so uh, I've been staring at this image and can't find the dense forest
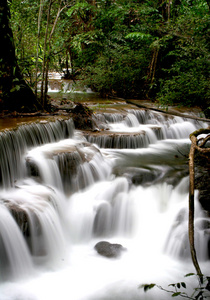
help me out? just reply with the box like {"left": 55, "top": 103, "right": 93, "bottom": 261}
{"left": 0, "top": 0, "right": 209, "bottom": 116}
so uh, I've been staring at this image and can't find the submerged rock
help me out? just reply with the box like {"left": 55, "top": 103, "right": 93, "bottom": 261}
{"left": 94, "top": 241, "right": 126, "bottom": 258}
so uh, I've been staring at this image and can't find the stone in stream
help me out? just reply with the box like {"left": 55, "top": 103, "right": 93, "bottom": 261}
{"left": 94, "top": 241, "right": 126, "bottom": 258}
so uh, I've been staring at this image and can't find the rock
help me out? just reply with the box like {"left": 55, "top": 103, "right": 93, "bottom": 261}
{"left": 130, "top": 168, "right": 158, "bottom": 185}
{"left": 5, "top": 202, "right": 30, "bottom": 237}
{"left": 194, "top": 154, "right": 210, "bottom": 215}
{"left": 70, "top": 103, "right": 97, "bottom": 130}
{"left": 94, "top": 241, "right": 126, "bottom": 258}
{"left": 26, "top": 159, "right": 40, "bottom": 178}
{"left": 26, "top": 141, "right": 100, "bottom": 194}
{"left": 113, "top": 166, "right": 161, "bottom": 186}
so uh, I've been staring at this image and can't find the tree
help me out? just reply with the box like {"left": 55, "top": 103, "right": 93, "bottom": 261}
{"left": 5, "top": 0, "right": 210, "bottom": 115}
{"left": 155, "top": 0, "right": 210, "bottom": 115}
{"left": 40, "top": 0, "right": 69, "bottom": 107}
{"left": 0, "top": 0, "right": 38, "bottom": 113}
{"left": 9, "top": 0, "right": 71, "bottom": 110}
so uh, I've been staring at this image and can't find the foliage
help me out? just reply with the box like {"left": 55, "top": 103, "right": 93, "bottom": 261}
{"left": 73, "top": 0, "right": 157, "bottom": 98}
{"left": 156, "top": 1, "right": 210, "bottom": 110}
{"left": 140, "top": 273, "right": 210, "bottom": 299}
{"left": 6, "top": 0, "right": 210, "bottom": 114}
{"left": 9, "top": 0, "right": 40, "bottom": 84}
{"left": 0, "top": 0, "right": 38, "bottom": 112}
{"left": 83, "top": 47, "right": 149, "bottom": 98}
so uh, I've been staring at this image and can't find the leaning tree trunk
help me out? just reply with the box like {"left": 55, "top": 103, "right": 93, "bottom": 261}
{"left": 0, "top": 0, "right": 37, "bottom": 113}
{"left": 40, "top": 0, "right": 67, "bottom": 108}
{"left": 35, "top": 0, "right": 44, "bottom": 99}
{"left": 189, "top": 127, "right": 210, "bottom": 282}
{"left": 40, "top": 0, "right": 52, "bottom": 108}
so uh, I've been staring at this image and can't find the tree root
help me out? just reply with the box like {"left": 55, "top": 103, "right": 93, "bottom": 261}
{"left": 189, "top": 127, "right": 210, "bottom": 282}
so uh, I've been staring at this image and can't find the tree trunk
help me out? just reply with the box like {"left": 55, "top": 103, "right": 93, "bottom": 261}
{"left": 40, "top": 0, "right": 66, "bottom": 108}
{"left": 35, "top": 0, "right": 44, "bottom": 99}
{"left": 40, "top": 0, "right": 52, "bottom": 108}
{"left": 158, "top": 0, "right": 168, "bottom": 21}
{"left": 0, "top": 0, "right": 37, "bottom": 113}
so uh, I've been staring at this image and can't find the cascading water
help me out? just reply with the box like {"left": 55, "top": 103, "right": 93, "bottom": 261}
{"left": 0, "top": 119, "right": 74, "bottom": 189}
{"left": 0, "top": 107, "right": 209, "bottom": 300}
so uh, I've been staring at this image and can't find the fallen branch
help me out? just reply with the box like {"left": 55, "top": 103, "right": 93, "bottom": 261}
{"left": 126, "top": 100, "right": 210, "bottom": 123}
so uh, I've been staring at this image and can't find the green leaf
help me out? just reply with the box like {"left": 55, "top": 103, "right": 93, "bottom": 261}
{"left": 185, "top": 273, "right": 195, "bottom": 277}
{"left": 181, "top": 282, "right": 186, "bottom": 288}
{"left": 169, "top": 284, "right": 176, "bottom": 287}
{"left": 66, "top": 2, "right": 93, "bottom": 17}
{"left": 172, "top": 292, "right": 181, "bottom": 297}
{"left": 139, "top": 283, "right": 156, "bottom": 292}
{"left": 10, "top": 85, "right": 20, "bottom": 92}
{"left": 125, "top": 32, "right": 153, "bottom": 43}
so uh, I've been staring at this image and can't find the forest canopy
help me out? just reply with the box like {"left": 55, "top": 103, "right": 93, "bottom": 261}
{"left": 0, "top": 0, "right": 210, "bottom": 116}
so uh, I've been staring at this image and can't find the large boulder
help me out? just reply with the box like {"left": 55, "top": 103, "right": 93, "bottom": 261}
{"left": 94, "top": 241, "right": 126, "bottom": 258}
{"left": 70, "top": 102, "right": 97, "bottom": 130}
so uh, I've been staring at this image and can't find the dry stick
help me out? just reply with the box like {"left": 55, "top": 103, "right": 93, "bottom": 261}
{"left": 188, "top": 128, "right": 210, "bottom": 283}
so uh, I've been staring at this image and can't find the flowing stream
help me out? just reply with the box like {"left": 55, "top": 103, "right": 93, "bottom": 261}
{"left": 0, "top": 103, "right": 209, "bottom": 300}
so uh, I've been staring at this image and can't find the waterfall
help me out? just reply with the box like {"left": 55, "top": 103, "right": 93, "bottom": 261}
{"left": 0, "top": 107, "right": 209, "bottom": 300}
{"left": 0, "top": 204, "right": 33, "bottom": 281}
{"left": 164, "top": 188, "right": 210, "bottom": 261}
{"left": 0, "top": 119, "right": 74, "bottom": 188}
{"left": 0, "top": 183, "right": 67, "bottom": 266}
{"left": 86, "top": 109, "right": 206, "bottom": 149}
{"left": 26, "top": 138, "right": 111, "bottom": 194}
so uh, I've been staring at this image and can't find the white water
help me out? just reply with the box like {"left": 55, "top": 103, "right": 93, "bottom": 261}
{"left": 0, "top": 109, "right": 209, "bottom": 300}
